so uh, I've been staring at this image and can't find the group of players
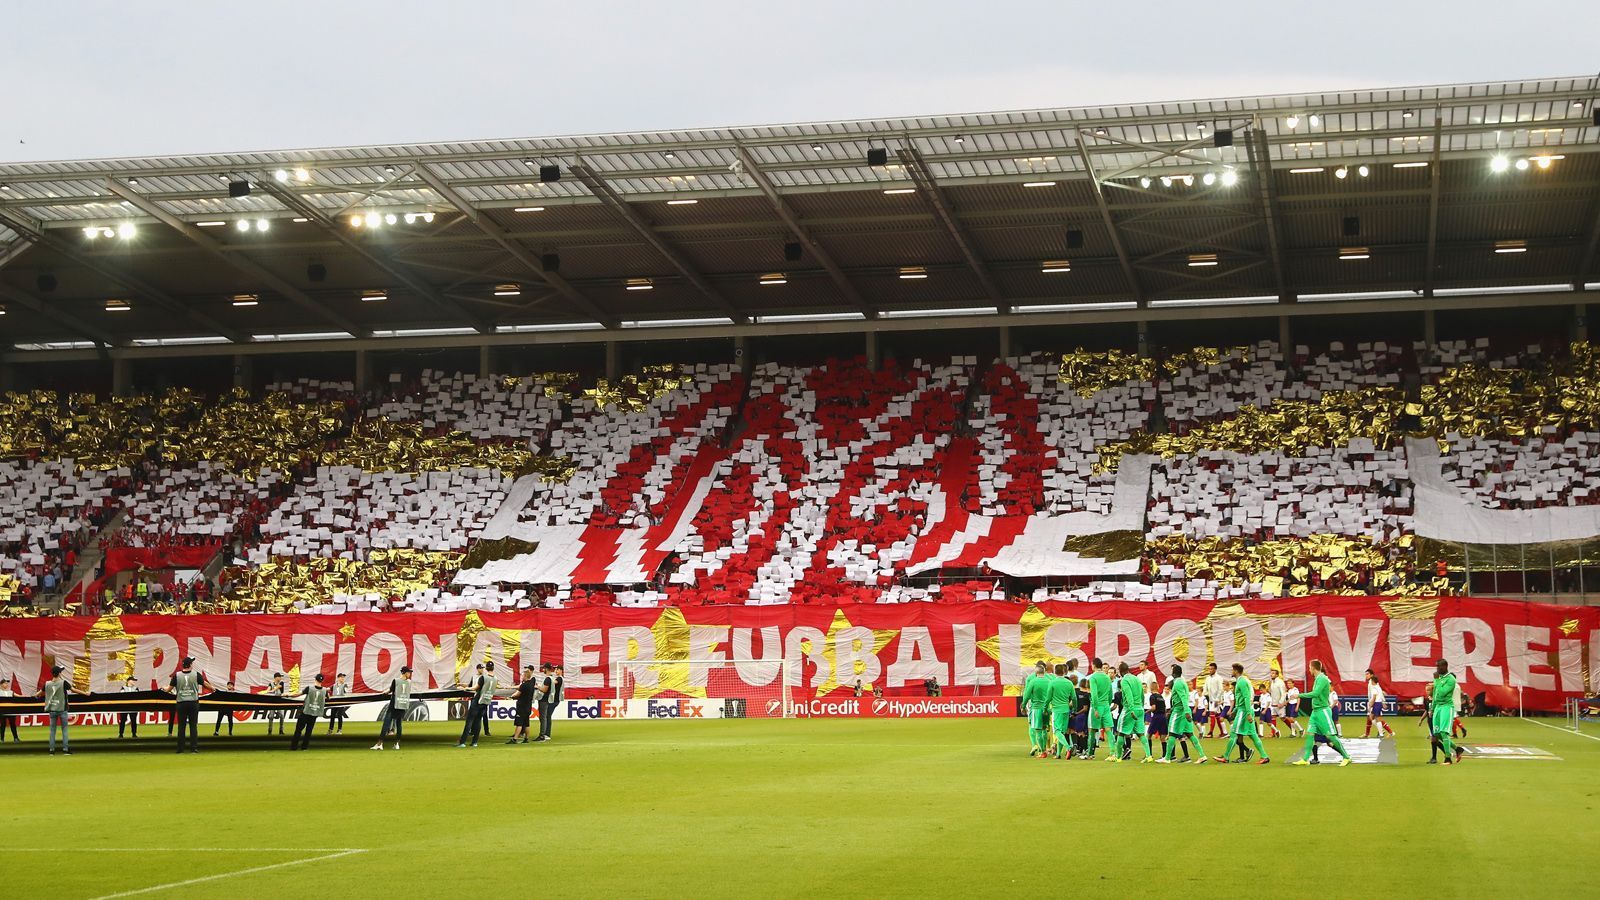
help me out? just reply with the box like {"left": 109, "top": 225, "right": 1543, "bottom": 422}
{"left": 1021, "top": 657, "right": 1468, "bottom": 766}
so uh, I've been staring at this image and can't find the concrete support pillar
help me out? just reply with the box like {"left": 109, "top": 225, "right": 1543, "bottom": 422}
{"left": 112, "top": 356, "right": 131, "bottom": 397}
{"left": 355, "top": 349, "right": 371, "bottom": 394}
{"left": 1423, "top": 309, "right": 1437, "bottom": 347}
{"left": 1135, "top": 321, "right": 1149, "bottom": 359}
{"left": 1278, "top": 315, "right": 1292, "bottom": 355}
{"left": 865, "top": 331, "right": 880, "bottom": 370}
{"left": 604, "top": 341, "right": 620, "bottom": 381}
{"left": 1575, "top": 304, "right": 1589, "bottom": 343}
{"left": 231, "top": 354, "right": 252, "bottom": 391}
{"left": 479, "top": 344, "right": 494, "bottom": 378}
{"left": 997, "top": 325, "right": 1012, "bottom": 362}
{"left": 733, "top": 336, "right": 751, "bottom": 378}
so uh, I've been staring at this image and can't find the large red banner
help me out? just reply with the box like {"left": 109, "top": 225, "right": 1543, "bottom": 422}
{"left": 103, "top": 543, "right": 221, "bottom": 575}
{"left": 2, "top": 597, "right": 1594, "bottom": 711}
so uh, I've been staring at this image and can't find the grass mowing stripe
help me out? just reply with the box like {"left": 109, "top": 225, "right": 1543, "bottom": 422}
{"left": 1520, "top": 716, "right": 1600, "bottom": 742}
{"left": 90, "top": 849, "right": 366, "bottom": 899}
{"left": 0, "top": 848, "right": 365, "bottom": 852}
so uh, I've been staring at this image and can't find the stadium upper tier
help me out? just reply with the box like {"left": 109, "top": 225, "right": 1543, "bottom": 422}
{"left": 0, "top": 76, "right": 1598, "bottom": 349}
{"left": 3, "top": 334, "right": 1599, "bottom": 616}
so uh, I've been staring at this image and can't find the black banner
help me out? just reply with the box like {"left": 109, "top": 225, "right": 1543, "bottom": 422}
{"left": 0, "top": 688, "right": 469, "bottom": 717}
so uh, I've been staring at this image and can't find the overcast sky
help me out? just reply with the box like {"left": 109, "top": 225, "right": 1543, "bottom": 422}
{"left": 3, "top": 1, "right": 1595, "bottom": 162}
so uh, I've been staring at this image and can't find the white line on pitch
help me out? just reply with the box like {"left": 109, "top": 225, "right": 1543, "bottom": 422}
{"left": 89, "top": 848, "right": 367, "bottom": 898}
{"left": 1520, "top": 717, "right": 1600, "bottom": 743}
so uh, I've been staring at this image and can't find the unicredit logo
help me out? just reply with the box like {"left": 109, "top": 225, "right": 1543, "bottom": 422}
{"left": 792, "top": 699, "right": 859, "bottom": 717}
{"left": 870, "top": 699, "right": 889, "bottom": 716}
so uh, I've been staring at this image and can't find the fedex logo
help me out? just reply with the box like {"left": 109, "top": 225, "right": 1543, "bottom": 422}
{"left": 566, "top": 699, "right": 628, "bottom": 719}
{"left": 646, "top": 699, "right": 705, "bottom": 719}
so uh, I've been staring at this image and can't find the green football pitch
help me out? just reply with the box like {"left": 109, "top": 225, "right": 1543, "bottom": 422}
{"left": 2, "top": 715, "right": 1596, "bottom": 899}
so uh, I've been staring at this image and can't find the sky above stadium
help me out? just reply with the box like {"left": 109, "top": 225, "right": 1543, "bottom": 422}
{"left": 2, "top": 0, "right": 1595, "bottom": 163}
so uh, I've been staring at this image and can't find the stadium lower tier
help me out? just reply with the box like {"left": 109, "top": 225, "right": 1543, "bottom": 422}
{"left": 1, "top": 596, "right": 1594, "bottom": 712}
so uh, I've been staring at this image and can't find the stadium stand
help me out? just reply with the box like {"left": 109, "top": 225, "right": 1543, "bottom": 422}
{"left": 1, "top": 77, "right": 1597, "bottom": 616}
{"left": 2, "top": 331, "right": 1597, "bottom": 617}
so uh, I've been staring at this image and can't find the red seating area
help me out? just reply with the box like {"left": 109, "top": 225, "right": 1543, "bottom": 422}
{"left": 589, "top": 374, "right": 746, "bottom": 527}
{"left": 966, "top": 364, "right": 1052, "bottom": 516}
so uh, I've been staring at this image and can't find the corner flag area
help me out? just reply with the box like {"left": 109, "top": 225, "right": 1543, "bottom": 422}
{"left": 3, "top": 716, "right": 1595, "bottom": 898}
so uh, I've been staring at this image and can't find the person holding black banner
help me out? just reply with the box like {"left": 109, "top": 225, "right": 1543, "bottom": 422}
{"left": 507, "top": 664, "right": 539, "bottom": 745}
{"left": 265, "top": 673, "right": 288, "bottom": 735}
{"left": 327, "top": 673, "right": 350, "bottom": 734}
{"left": 214, "top": 675, "right": 238, "bottom": 733}
{"left": 169, "top": 657, "right": 209, "bottom": 754}
{"left": 290, "top": 674, "right": 328, "bottom": 751}
{"left": 535, "top": 664, "right": 563, "bottom": 742}
{"left": 0, "top": 678, "right": 19, "bottom": 742}
{"left": 371, "top": 666, "right": 414, "bottom": 751}
{"left": 39, "top": 664, "right": 78, "bottom": 754}
{"left": 118, "top": 675, "right": 140, "bottom": 738}
{"left": 456, "top": 661, "right": 497, "bottom": 748}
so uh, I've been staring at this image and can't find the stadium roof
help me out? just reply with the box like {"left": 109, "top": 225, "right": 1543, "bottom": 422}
{"left": 1, "top": 75, "right": 1598, "bottom": 357}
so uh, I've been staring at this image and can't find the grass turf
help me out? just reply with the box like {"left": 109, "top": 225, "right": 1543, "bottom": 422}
{"left": 2, "top": 715, "right": 1596, "bottom": 899}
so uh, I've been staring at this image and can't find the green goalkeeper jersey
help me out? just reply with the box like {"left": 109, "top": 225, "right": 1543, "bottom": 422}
{"left": 1047, "top": 673, "right": 1077, "bottom": 711}
{"left": 1169, "top": 678, "right": 1192, "bottom": 719}
{"left": 1304, "top": 672, "right": 1334, "bottom": 711}
{"left": 1118, "top": 673, "right": 1143, "bottom": 712}
{"left": 1088, "top": 670, "right": 1113, "bottom": 707}
{"left": 1431, "top": 673, "right": 1458, "bottom": 708}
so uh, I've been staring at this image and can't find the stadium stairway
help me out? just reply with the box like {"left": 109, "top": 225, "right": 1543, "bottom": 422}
{"left": 59, "top": 508, "right": 127, "bottom": 603}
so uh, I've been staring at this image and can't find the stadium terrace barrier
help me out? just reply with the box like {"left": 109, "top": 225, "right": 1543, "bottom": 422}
{"left": 1, "top": 598, "right": 1594, "bottom": 712}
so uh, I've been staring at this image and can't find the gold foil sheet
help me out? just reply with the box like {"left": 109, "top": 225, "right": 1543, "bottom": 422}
{"left": 1056, "top": 345, "right": 1252, "bottom": 399}
{"left": 1094, "top": 341, "right": 1600, "bottom": 471}
{"left": 1061, "top": 530, "right": 1145, "bottom": 562}
{"left": 169, "top": 389, "right": 345, "bottom": 474}
{"left": 1057, "top": 349, "right": 1156, "bottom": 398}
{"left": 321, "top": 417, "right": 573, "bottom": 480}
{"left": 0, "top": 387, "right": 341, "bottom": 474}
{"left": 582, "top": 364, "right": 691, "bottom": 412}
{"left": 1096, "top": 388, "right": 1406, "bottom": 472}
{"left": 0, "top": 574, "right": 21, "bottom": 609}
{"left": 1144, "top": 533, "right": 1453, "bottom": 597}
{"left": 214, "top": 549, "right": 465, "bottom": 613}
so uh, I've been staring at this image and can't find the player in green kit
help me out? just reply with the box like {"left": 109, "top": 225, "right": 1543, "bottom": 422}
{"left": 1159, "top": 664, "right": 1206, "bottom": 764}
{"left": 1112, "top": 662, "right": 1154, "bottom": 763}
{"left": 1431, "top": 660, "right": 1463, "bottom": 765}
{"left": 1085, "top": 658, "right": 1114, "bottom": 759}
{"left": 1023, "top": 661, "right": 1050, "bottom": 757}
{"left": 1047, "top": 663, "right": 1077, "bottom": 759}
{"left": 1290, "top": 659, "right": 1350, "bottom": 766}
{"left": 1215, "top": 663, "right": 1269, "bottom": 764}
